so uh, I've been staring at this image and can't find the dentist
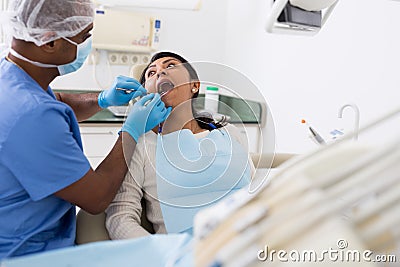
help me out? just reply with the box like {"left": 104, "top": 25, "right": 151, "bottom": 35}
{"left": 0, "top": 0, "right": 171, "bottom": 259}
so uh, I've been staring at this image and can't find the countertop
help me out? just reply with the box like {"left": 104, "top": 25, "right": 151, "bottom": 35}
{"left": 54, "top": 89, "right": 124, "bottom": 124}
{"left": 83, "top": 109, "right": 125, "bottom": 124}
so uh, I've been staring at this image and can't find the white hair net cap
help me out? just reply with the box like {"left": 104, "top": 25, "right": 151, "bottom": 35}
{"left": 2, "top": 0, "right": 94, "bottom": 46}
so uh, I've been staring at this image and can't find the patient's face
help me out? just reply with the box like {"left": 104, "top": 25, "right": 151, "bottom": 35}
{"left": 144, "top": 56, "right": 196, "bottom": 108}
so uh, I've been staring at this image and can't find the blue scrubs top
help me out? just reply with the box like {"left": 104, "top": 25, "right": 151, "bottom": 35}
{"left": 0, "top": 58, "right": 91, "bottom": 259}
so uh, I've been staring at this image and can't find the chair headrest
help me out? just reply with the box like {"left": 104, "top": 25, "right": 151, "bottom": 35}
{"left": 129, "top": 63, "right": 148, "bottom": 80}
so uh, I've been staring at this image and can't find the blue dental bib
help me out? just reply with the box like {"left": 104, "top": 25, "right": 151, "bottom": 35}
{"left": 156, "top": 128, "right": 250, "bottom": 234}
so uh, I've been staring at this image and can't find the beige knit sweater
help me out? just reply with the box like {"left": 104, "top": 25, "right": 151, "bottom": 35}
{"left": 105, "top": 124, "right": 255, "bottom": 240}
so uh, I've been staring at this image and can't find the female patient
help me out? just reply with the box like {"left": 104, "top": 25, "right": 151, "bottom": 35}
{"left": 106, "top": 52, "right": 254, "bottom": 239}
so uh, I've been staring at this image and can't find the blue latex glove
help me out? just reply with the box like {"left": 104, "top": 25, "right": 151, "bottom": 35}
{"left": 121, "top": 93, "right": 172, "bottom": 142}
{"left": 98, "top": 75, "right": 147, "bottom": 108}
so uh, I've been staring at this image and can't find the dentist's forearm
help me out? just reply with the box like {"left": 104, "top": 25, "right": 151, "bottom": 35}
{"left": 55, "top": 92, "right": 102, "bottom": 122}
{"left": 54, "top": 132, "right": 137, "bottom": 214}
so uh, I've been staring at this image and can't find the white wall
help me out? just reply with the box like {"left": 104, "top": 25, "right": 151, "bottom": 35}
{"left": 223, "top": 0, "right": 400, "bottom": 154}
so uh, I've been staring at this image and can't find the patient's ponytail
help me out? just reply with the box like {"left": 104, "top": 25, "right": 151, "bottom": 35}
{"left": 193, "top": 112, "right": 226, "bottom": 131}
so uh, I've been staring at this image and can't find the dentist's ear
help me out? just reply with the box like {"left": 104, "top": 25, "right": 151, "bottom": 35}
{"left": 41, "top": 39, "right": 63, "bottom": 54}
{"left": 41, "top": 41, "right": 56, "bottom": 52}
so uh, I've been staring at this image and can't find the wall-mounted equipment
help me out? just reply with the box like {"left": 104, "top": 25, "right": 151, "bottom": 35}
{"left": 92, "top": 8, "right": 160, "bottom": 52}
{"left": 94, "top": 0, "right": 202, "bottom": 10}
{"left": 265, "top": 0, "right": 338, "bottom": 36}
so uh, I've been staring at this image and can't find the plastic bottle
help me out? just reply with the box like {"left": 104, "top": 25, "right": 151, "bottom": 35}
{"left": 204, "top": 86, "right": 219, "bottom": 114}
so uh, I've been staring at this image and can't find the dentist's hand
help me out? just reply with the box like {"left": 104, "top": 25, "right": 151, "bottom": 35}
{"left": 98, "top": 75, "right": 147, "bottom": 108}
{"left": 121, "top": 93, "right": 172, "bottom": 142}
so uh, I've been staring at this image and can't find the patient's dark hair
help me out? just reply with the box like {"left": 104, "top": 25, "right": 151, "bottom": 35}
{"left": 140, "top": 51, "right": 224, "bottom": 131}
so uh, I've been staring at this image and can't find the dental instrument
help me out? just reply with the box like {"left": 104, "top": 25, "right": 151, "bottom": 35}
{"left": 159, "top": 91, "right": 169, "bottom": 98}
{"left": 301, "top": 119, "right": 326, "bottom": 145}
{"left": 116, "top": 87, "right": 134, "bottom": 94}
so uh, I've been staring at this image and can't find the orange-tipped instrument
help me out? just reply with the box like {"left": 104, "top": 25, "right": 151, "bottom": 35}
{"left": 301, "top": 119, "right": 326, "bottom": 145}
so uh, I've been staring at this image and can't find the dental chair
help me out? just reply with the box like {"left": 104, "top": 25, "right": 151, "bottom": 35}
{"left": 250, "top": 152, "right": 296, "bottom": 169}
{"left": 76, "top": 199, "right": 154, "bottom": 244}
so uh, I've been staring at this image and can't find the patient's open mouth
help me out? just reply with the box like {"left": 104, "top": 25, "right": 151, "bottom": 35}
{"left": 158, "top": 81, "right": 175, "bottom": 97}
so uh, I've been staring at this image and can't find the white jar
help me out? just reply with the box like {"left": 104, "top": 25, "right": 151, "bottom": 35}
{"left": 204, "top": 86, "right": 219, "bottom": 114}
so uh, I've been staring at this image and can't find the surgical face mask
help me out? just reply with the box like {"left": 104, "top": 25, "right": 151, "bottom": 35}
{"left": 58, "top": 37, "right": 92, "bottom": 75}
{"left": 9, "top": 36, "right": 92, "bottom": 76}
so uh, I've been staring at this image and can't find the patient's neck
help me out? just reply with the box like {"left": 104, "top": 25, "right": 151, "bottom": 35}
{"left": 160, "top": 105, "right": 204, "bottom": 135}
